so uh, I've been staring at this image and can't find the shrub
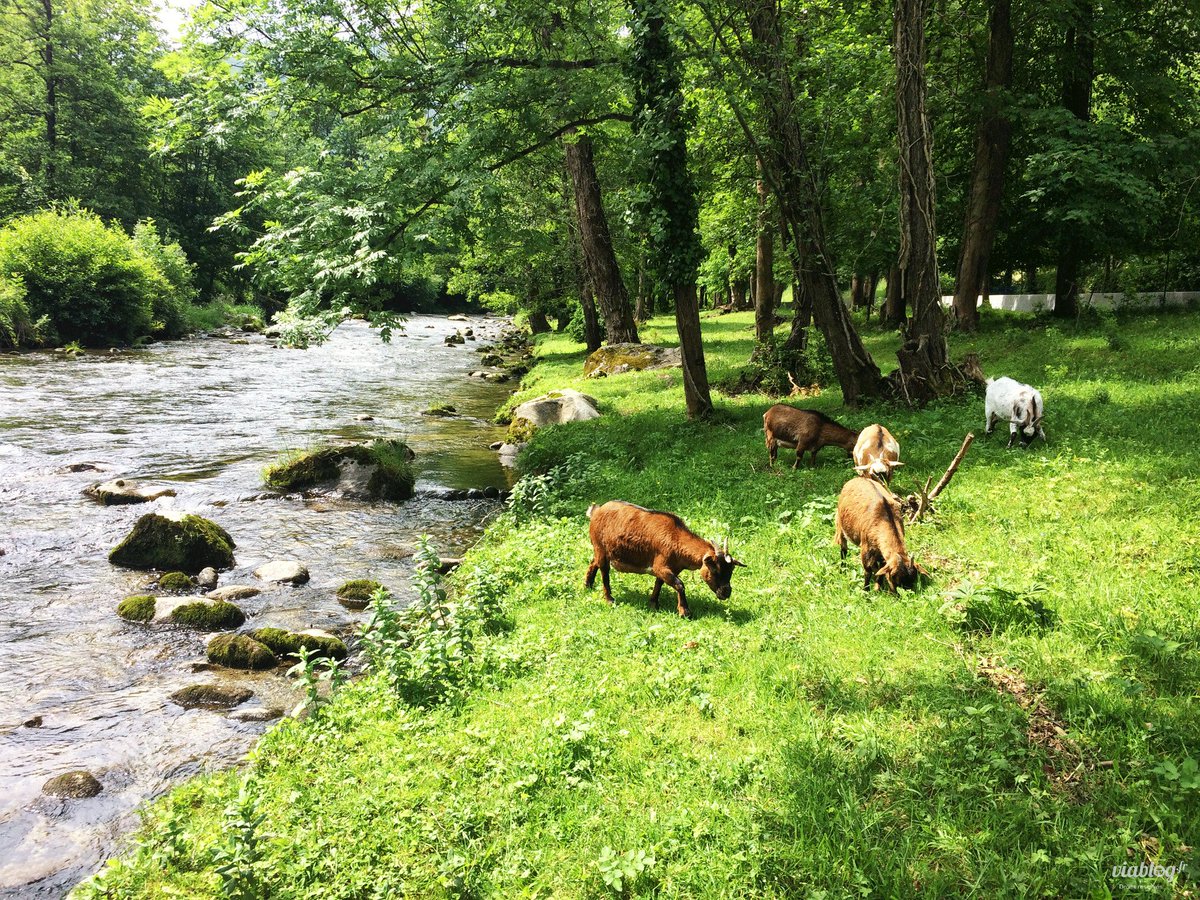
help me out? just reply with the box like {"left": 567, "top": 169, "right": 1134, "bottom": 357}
{"left": 0, "top": 209, "right": 173, "bottom": 346}
{"left": 132, "top": 220, "right": 197, "bottom": 339}
{"left": 0, "top": 276, "right": 44, "bottom": 348}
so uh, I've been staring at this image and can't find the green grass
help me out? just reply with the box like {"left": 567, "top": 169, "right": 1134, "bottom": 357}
{"left": 76, "top": 308, "right": 1200, "bottom": 898}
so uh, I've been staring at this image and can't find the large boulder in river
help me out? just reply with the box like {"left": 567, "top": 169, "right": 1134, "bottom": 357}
{"left": 583, "top": 343, "right": 681, "bottom": 378}
{"left": 169, "top": 683, "right": 253, "bottom": 710}
{"left": 511, "top": 389, "right": 600, "bottom": 429}
{"left": 109, "top": 513, "right": 235, "bottom": 573}
{"left": 84, "top": 478, "right": 177, "bottom": 506}
{"left": 263, "top": 439, "right": 415, "bottom": 501}
{"left": 249, "top": 627, "right": 347, "bottom": 661}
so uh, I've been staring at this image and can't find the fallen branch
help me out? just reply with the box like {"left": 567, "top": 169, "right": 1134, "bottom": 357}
{"left": 902, "top": 432, "right": 974, "bottom": 523}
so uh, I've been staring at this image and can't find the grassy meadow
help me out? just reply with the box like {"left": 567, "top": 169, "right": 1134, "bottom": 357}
{"left": 77, "top": 308, "right": 1200, "bottom": 898}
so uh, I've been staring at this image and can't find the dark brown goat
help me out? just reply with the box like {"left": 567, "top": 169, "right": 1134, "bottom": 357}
{"left": 585, "top": 501, "right": 745, "bottom": 617}
{"left": 764, "top": 406, "right": 859, "bottom": 469}
{"left": 833, "top": 477, "right": 927, "bottom": 591}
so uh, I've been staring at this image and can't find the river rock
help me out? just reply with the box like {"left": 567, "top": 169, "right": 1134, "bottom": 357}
{"left": 108, "top": 512, "right": 236, "bottom": 573}
{"left": 169, "top": 683, "right": 253, "bottom": 710}
{"left": 447, "top": 314, "right": 470, "bottom": 322}
{"left": 228, "top": 705, "right": 284, "bottom": 723}
{"left": 206, "top": 585, "right": 261, "bottom": 602}
{"left": 157, "top": 571, "right": 195, "bottom": 593}
{"left": 583, "top": 343, "right": 682, "bottom": 378}
{"left": 497, "top": 443, "right": 523, "bottom": 467}
{"left": 84, "top": 478, "right": 177, "bottom": 506}
{"left": 488, "top": 441, "right": 503, "bottom": 451}
{"left": 263, "top": 439, "right": 415, "bottom": 501}
{"left": 43, "top": 771, "right": 102, "bottom": 799}
{"left": 249, "top": 627, "right": 347, "bottom": 661}
{"left": 422, "top": 404, "right": 458, "bottom": 417}
{"left": 254, "top": 561, "right": 309, "bottom": 585}
{"left": 336, "top": 579, "right": 383, "bottom": 609}
{"left": 117, "top": 595, "right": 157, "bottom": 622}
{"left": 483, "top": 372, "right": 509, "bottom": 383}
{"left": 444, "top": 332, "right": 465, "bottom": 345}
{"left": 511, "top": 389, "right": 600, "bottom": 429}
{"left": 164, "top": 598, "right": 246, "bottom": 630}
{"left": 480, "top": 353, "right": 503, "bottom": 366}
{"left": 196, "top": 567, "right": 218, "bottom": 589}
{"left": 206, "top": 634, "right": 278, "bottom": 670}
{"left": 355, "top": 414, "right": 375, "bottom": 421}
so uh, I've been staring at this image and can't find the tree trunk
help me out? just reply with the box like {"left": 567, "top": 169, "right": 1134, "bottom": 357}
{"left": 672, "top": 282, "right": 712, "bottom": 417}
{"left": 39, "top": 0, "right": 57, "bottom": 196}
{"left": 528, "top": 309, "right": 551, "bottom": 334}
{"left": 883, "top": 262, "right": 905, "bottom": 328}
{"left": 952, "top": 0, "right": 1012, "bottom": 332}
{"left": 864, "top": 272, "right": 877, "bottom": 319}
{"left": 894, "top": 0, "right": 949, "bottom": 400}
{"left": 746, "top": 0, "right": 883, "bottom": 404}
{"left": 635, "top": 262, "right": 649, "bottom": 322}
{"left": 730, "top": 279, "right": 747, "bottom": 311}
{"left": 1053, "top": 2, "right": 1094, "bottom": 320}
{"left": 563, "top": 133, "right": 639, "bottom": 344}
{"left": 580, "top": 279, "right": 602, "bottom": 352}
{"left": 754, "top": 176, "right": 776, "bottom": 343}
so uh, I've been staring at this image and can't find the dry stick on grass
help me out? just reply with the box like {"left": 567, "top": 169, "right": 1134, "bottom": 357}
{"left": 904, "top": 432, "right": 975, "bottom": 522}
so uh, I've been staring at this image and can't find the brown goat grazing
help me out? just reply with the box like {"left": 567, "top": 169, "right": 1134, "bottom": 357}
{"left": 763, "top": 405, "right": 859, "bottom": 469}
{"left": 833, "top": 477, "right": 927, "bottom": 591}
{"left": 585, "top": 500, "right": 745, "bottom": 617}
{"left": 853, "top": 424, "right": 903, "bottom": 484}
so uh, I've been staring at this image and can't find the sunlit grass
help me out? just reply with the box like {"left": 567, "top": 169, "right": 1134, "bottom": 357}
{"left": 78, "top": 308, "right": 1200, "bottom": 899}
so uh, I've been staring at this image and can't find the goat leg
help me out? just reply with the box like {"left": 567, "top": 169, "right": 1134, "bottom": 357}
{"left": 599, "top": 564, "right": 614, "bottom": 605}
{"left": 649, "top": 578, "right": 663, "bottom": 611}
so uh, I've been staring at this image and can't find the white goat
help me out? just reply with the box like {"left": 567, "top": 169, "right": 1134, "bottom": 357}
{"left": 985, "top": 377, "right": 1046, "bottom": 448}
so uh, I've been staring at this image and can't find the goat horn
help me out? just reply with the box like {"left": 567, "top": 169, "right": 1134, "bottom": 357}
{"left": 888, "top": 461, "right": 905, "bottom": 467}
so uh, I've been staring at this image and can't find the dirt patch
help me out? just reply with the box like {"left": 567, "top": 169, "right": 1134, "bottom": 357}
{"left": 977, "top": 656, "right": 1107, "bottom": 793}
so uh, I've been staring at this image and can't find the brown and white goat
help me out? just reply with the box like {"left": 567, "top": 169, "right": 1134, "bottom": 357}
{"left": 833, "top": 477, "right": 927, "bottom": 591}
{"left": 763, "top": 406, "right": 859, "bottom": 469}
{"left": 853, "top": 424, "right": 903, "bottom": 484}
{"left": 585, "top": 501, "right": 745, "bottom": 617}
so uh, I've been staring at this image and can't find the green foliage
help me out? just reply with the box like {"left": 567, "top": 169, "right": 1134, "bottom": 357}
{"left": 597, "top": 846, "right": 656, "bottom": 895}
{"left": 209, "top": 777, "right": 269, "bottom": 900}
{"left": 287, "top": 646, "right": 347, "bottom": 717}
{"left": 156, "top": 571, "right": 194, "bottom": 593}
{"left": 170, "top": 600, "right": 246, "bottom": 631}
{"left": 940, "top": 580, "right": 1057, "bottom": 636}
{"left": 116, "top": 595, "right": 156, "bottom": 622}
{"left": 0, "top": 209, "right": 169, "bottom": 345}
{"left": 132, "top": 220, "right": 197, "bottom": 339}
{"left": 0, "top": 276, "right": 42, "bottom": 349}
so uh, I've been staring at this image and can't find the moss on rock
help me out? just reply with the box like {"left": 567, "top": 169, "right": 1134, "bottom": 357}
{"left": 506, "top": 418, "right": 537, "bottom": 445}
{"left": 262, "top": 439, "right": 415, "bottom": 501}
{"left": 335, "top": 579, "right": 383, "bottom": 610}
{"left": 249, "top": 627, "right": 348, "bottom": 661}
{"left": 109, "top": 513, "right": 236, "bottom": 573}
{"left": 117, "top": 595, "right": 156, "bottom": 622}
{"left": 168, "top": 683, "right": 253, "bottom": 710}
{"left": 170, "top": 600, "right": 246, "bottom": 631}
{"left": 422, "top": 404, "right": 457, "bottom": 417}
{"left": 207, "top": 634, "right": 277, "bottom": 670}
{"left": 157, "top": 571, "right": 194, "bottom": 593}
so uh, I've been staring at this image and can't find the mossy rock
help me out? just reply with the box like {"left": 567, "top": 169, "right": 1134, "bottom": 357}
{"left": 582, "top": 343, "right": 681, "bottom": 377}
{"left": 422, "top": 404, "right": 457, "bottom": 417}
{"left": 117, "top": 595, "right": 156, "bottom": 622}
{"left": 169, "top": 683, "right": 253, "bottom": 710}
{"left": 263, "top": 440, "right": 415, "bottom": 501}
{"left": 157, "top": 571, "right": 194, "bottom": 593}
{"left": 336, "top": 579, "right": 383, "bottom": 610}
{"left": 249, "top": 627, "right": 348, "bottom": 661}
{"left": 43, "top": 770, "right": 102, "bottom": 798}
{"left": 506, "top": 418, "right": 538, "bottom": 444}
{"left": 170, "top": 600, "right": 246, "bottom": 631}
{"left": 207, "top": 634, "right": 278, "bottom": 670}
{"left": 109, "top": 513, "right": 236, "bottom": 573}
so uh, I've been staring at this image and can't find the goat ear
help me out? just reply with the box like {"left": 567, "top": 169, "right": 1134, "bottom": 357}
{"left": 853, "top": 464, "right": 870, "bottom": 473}
{"left": 732, "top": 558, "right": 748, "bottom": 569}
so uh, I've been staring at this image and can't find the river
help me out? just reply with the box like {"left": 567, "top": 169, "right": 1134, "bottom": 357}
{"left": 0, "top": 315, "right": 517, "bottom": 897}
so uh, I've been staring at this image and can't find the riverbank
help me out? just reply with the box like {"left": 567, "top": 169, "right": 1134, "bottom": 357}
{"left": 74, "top": 308, "right": 1200, "bottom": 897}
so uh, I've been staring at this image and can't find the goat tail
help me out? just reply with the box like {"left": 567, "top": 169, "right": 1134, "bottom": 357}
{"left": 586, "top": 503, "right": 597, "bottom": 519}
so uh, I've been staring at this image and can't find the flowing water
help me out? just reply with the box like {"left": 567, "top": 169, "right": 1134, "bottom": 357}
{"left": 0, "top": 315, "right": 517, "bottom": 897}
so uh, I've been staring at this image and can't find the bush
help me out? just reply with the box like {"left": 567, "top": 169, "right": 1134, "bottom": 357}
{"left": 132, "top": 220, "right": 197, "bottom": 339}
{"left": 0, "top": 209, "right": 187, "bottom": 346}
{"left": 0, "top": 275, "right": 42, "bottom": 348}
